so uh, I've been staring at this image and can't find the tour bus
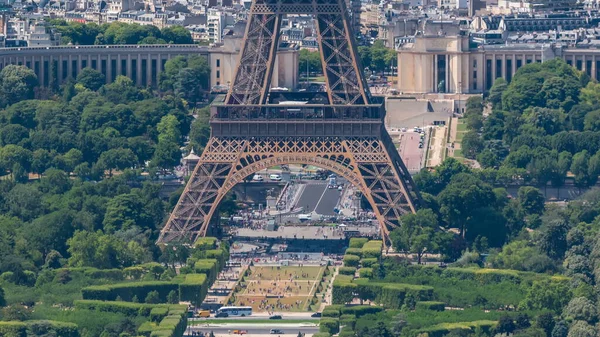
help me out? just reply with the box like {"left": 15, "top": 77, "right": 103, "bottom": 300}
{"left": 216, "top": 306, "right": 253, "bottom": 317}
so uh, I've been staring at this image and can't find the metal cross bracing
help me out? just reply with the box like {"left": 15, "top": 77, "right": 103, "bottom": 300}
{"left": 157, "top": 0, "right": 421, "bottom": 247}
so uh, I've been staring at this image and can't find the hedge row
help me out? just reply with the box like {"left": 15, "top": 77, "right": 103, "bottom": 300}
{"left": 415, "top": 301, "right": 445, "bottom": 311}
{"left": 194, "top": 237, "right": 218, "bottom": 250}
{"left": 82, "top": 281, "right": 179, "bottom": 302}
{"left": 179, "top": 274, "right": 208, "bottom": 306}
{"left": 339, "top": 267, "right": 357, "bottom": 276}
{"left": 358, "top": 268, "right": 373, "bottom": 279}
{"left": 339, "top": 314, "right": 356, "bottom": 330}
{"left": 345, "top": 248, "right": 362, "bottom": 257}
{"left": 192, "top": 247, "right": 228, "bottom": 271}
{"left": 74, "top": 300, "right": 187, "bottom": 317}
{"left": 348, "top": 238, "right": 369, "bottom": 249}
{"left": 343, "top": 255, "right": 360, "bottom": 267}
{"left": 319, "top": 318, "right": 340, "bottom": 334}
{"left": 321, "top": 305, "right": 383, "bottom": 318}
{"left": 0, "top": 321, "right": 78, "bottom": 337}
{"left": 360, "top": 258, "right": 378, "bottom": 268}
{"left": 193, "top": 259, "right": 218, "bottom": 284}
{"left": 418, "top": 320, "right": 496, "bottom": 337}
{"left": 332, "top": 278, "right": 434, "bottom": 309}
{"left": 361, "top": 241, "right": 382, "bottom": 259}
{"left": 138, "top": 307, "right": 188, "bottom": 337}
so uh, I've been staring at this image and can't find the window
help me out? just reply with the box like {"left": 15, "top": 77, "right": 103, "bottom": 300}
{"left": 216, "top": 59, "right": 220, "bottom": 67}
{"left": 216, "top": 70, "right": 220, "bottom": 79}
{"left": 473, "top": 60, "right": 477, "bottom": 68}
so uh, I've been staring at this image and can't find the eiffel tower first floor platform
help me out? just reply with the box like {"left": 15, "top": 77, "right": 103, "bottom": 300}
{"left": 157, "top": 133, "right": 420, "bottom": 246}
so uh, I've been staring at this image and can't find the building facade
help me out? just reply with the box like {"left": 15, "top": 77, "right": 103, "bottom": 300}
{"left": 397, "top": 33, "right": 600, "bottom": 94}
{"left": 0, "top": 44, "right": 299, "bottom": 90}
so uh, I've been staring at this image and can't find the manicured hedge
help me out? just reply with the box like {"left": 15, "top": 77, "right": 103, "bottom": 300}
{"left": 195, "top": 237, "right": 218, "bottom": 250}
{"left": 349, "top": 238, "right": 369, "bottom": 248}
{"left": 360, "top": 258, "right": 378, "bottom": 268}
{"left": 339, "top": 267, "right": 357, "bottom": 276}
{"left": 193, "top": 248, "right": 228, "bottom": 271}
{"left": 82, "top": 281, "right": 179, "bottom": 302}
{"left": 74, "top": 300, "right": 187, "bottom": 317}
{"left": 138, "top": 307, "right": 188, "bottom": 337}
{"left": 339, "top": 314, "right": 356, "bottom": 330}
{"left": 332, "top": 278, "right": 433, "bottom": 308}
{"left": 179, "top": 273, "right": 208, "bottom": 306}
{"left": 418, "top": 320, "right": 496, "bottom": 337}
{"left": 0, "top": 322, "right": 26, "bottom": 337}
{"left": 361, "top": 241, "right": 383, "bottom": 259}
{"left": 358, "top": 268, "right": 373, "bottom": 279}
{"left": 150, "top": 307, "right": 169, "bottom": 322}
{"left": 343, "top": 255, "right": 360, "bottom": 267}
{"left": 416, "top": 301, "right": 445, "bottom": 311}
{"left": 339, "top": 305, "right": 383, "bottom": 317}
{"left": 339, "top": 330, "right": 356, "bottom": 337}
{"left": 345, "top": 248, "right": 363, "bottom": 257}
{"left": 194, "top": 259, "right": 218, "bottom": 283}
{"left": 319, "top": 318, "right": 340, "bottom": 334}
{"left": 83, "top": 268, "right": 125, "bottom": 280}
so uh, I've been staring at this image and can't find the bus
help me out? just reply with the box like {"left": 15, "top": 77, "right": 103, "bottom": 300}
{"left": 217, "top": 306, "right": 253, "bottom": 317}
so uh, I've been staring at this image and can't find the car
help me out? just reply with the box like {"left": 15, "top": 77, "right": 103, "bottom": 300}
{"left": 311, "top": 312, "right": 322, "bottom": 318}
{"left": 269, "top": 174, "right": 282, "bottom": 181}
{"left": 419, "top": 144, "right": 423, "bottom": 149}
{"left": 252, "top": 174, "right": 263, "bottom": 181}
{"left": 270, "top": 329, "right": 284, "bottom": 334}
{"left": 269, "top": 315, "right": 283, "bottom": 320}
{"left": 233, "top": 330, "right": 247, "bottom": 335}
{"left": 215, "top": 312, "right": 229, "bottom": 318}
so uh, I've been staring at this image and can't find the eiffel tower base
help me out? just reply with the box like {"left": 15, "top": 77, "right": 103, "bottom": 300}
{"left": 157, "top": 135, "right": 417, "bottom": 247}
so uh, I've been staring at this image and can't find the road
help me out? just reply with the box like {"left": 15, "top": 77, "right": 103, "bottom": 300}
{"left": 314, "top": 188, "right": 341, "bottom": 216}
{"left": 188, "top": 325, "right": 319, "bottom": 335}
{"left": 397, "top": 131, "right": 425, "bottom": 174}
{"left": 295, "top": 182, "right": 343, "bottom": 217}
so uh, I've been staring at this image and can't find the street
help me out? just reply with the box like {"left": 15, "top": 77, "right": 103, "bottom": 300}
{"left": 188, "top": 325, "right": 319, "bottom": 336}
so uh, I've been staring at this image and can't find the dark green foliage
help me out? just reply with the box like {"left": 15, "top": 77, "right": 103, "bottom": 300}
{"left": 349, "top": 238, "right": 369, "bottom": 249}
{"left": 343, "top": 255, "right": 360, "bottom": 267}
{"left": 82, "top": 281, "right": 179, "bottom": 302}
{"left": 339, "top": 267, "right": 357, "bottom": 276}
{"left": 319, "top": 318, "right": 340, "bottom": 334}
{"left": 416, "top": 301, "right": 445, "bottom": 311}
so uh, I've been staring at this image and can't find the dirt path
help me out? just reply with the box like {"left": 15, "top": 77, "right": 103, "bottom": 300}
{"left": 318, "top": 267, "right": 338, "bottom": 311}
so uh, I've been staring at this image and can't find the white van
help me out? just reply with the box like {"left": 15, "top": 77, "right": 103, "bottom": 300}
{"left": 298, "top": 214, "right": 312, "bottom": 220}
{"left": 252, "top": 174, "right": 263, "bottom": 181}
{"left": 269, "top": 174, "right": 282, "bottom": 181}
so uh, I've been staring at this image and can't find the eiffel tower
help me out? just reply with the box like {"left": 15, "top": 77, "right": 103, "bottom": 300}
{"left": 157, "top": 0, "right": 421, "bottom": 246}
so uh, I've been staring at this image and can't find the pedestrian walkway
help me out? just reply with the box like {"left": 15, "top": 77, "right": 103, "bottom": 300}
{"left": 319, "top": 267, "right": 338, "bottom": 311}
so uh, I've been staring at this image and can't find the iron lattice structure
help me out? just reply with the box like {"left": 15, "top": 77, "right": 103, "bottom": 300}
{"left": 157, "top": 0, "right": 421, "bottom": 245}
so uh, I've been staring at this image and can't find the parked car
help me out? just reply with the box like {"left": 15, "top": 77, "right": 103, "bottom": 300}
{"left": 270, "top": 329, "right": 284, "bottom": 334}
{"left": 311, "top": 312, "right": 322, "bottom": 318}
{"left": 269, "top": 315, "right": 283, "bottom": 320}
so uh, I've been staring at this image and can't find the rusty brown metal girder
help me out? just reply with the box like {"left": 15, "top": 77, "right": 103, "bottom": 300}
{"left": 157, "top": 137, "right": 417, "bottom": 245}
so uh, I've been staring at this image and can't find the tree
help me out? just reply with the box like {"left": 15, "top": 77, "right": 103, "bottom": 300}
{"left": 299, "top": 49, "right": 322, "bottom": 76}
{"left": 566, "top": 321, "right": 594, "bottom": 337}
{"left": 76, "top": 67, "right": 106, "bottom": 91}
{"left": 103, "top": 193, "right": 148, "bottom": 232}
{"left": 571, "top": 151, "right": 591, "bottom": 188}
{"left": 174, "top": 63, "right": 210, "bottom": 105}
{"left": 167, "top": 290, "right": 178, "bottom": 304}
{"left": 563, "top": 297, "right": 597, "bottom": 323}
{"left": 151, "top": 140, "right": 181, "bottom": 170}
{"left": 96, "top": 148, "right": 138, "bottom": 177}
{"left": 0, "top": 287, "right": 5, "bottom": 307}
{"left": 536, "top": 312, "right": 555, "bottom": 337}
{"left": 390, "top": 209, "right": 439, "bottom": 264}
{"left": 538, "top": 219, "right": 569, "bottom": 260}
{"left": 551, "top": 321, "right": 568, "bottom": 337}
{"left": 1, "top": 304, "right": 32, "bottom": 321}
{"left": 161, "top": 25, "right": 193, "bottom": 44}
{"left": 145, "top": 290, "right": 160, "bottom": 304}
{"left": 461, "top": 131, "right": 483, "bottom": 159}
{"left": 495, "top": 315, "right": 516, "bottom": 335}
{"left": 518, "top": 186, "right": 545, "bottom": 215}
{"left": 0, "top": 145, "right": 32, "bottom": 178}
{"left": 0, "top": 65, "right": 38, "bottom": 106}
{"left": 488, "top": 78, "right": 507, "bottom": 109}
{"left": 520, "top": 279, "right": 571, "bottom": 313}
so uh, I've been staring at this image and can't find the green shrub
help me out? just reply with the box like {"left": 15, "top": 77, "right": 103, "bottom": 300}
{"left": 27, "top": 321, "right": 78, "bottom": 337}
{"left": 339, "top": 314, "right": 357, "bottom": 330}
{"left": 83, "top": 268, "right": 124, "bottom": 280}
{"left": 360, "top": 258, "right": 378, "bottom": 268}
{"left": 178, "top": 273, "right": 207, "bottom": 306}
{"left": 418, "top": 320, "right": 496, "bottom": 337}
{"left": 194, "top": 237, "right": 217, "bottom": 250}
{"left": 150, "top": 307, "right": 169, "bottom": 322}
{"left": 0, "top": 321, "right": 26, "bottom": 337}
{"left": 358, "top": 268, "right": 373, "bottom": 279}
{"left": 345, "top": 248, "right": 362, "bottom": 257}
{"left": 343, "top": 255, "right": 360, "bottom": 267}
{"left": 74, "top": 300, "right": 186, "bottom": 317}
{"left": 82, "top": 282, "right": 178, "bottom": 302}
{"left": 322, "top": 305, "right": 343, "bottom": 317}
{"left": 332, "top": 278, "right": 434, "bottom": 308}
{"left": 194, "top": 259, "right": 218, "bottom": 283}
{"left": 339, "top": 267, "right": 357, "bottom": 276}
{"left": 416, "top": 301, "right": 446, "bottom": 311}
{"left": 138, "top": 321, "right": 156, "bottom": 337}
{"left": 340, "top": 305, "right": 383, "bottom": 317}
{"left": 313, "top": 333, "right": 331, "bottom": 337}
{"left": 361, "top": 241, "right": 383, "bottom": 259}
{"left": 338, "top": 330, "right": 355, "bottom": 337}
{"left": 349, "top": 238, "right": 369, "bottom": 248}
{"left": 320, "top": 318, "right": 340, "bottom": 334}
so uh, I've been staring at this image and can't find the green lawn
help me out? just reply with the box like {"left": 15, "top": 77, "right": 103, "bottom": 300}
{"left": 454, "top": 149, "right": 464, "bottom": 158}
{"left": 455, "top": 132, "right": 465, "bottom": 142}
{"left": 457, "top": 121, "right": 468, "bottom": 132}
